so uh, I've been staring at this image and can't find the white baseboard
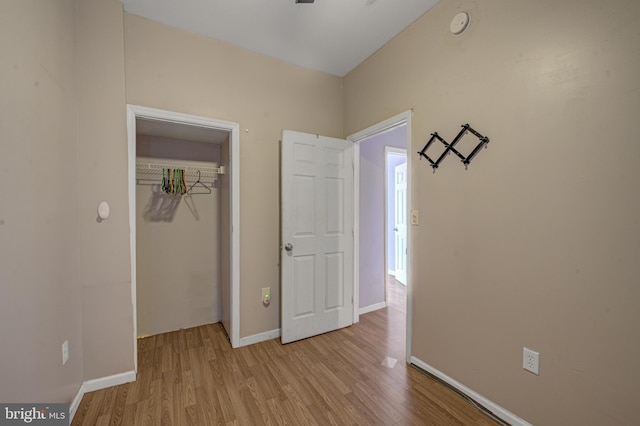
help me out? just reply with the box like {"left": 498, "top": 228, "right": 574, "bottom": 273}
{"left": 239, "top": 328, "right": 281, "bottom": 347}
{"left": 83, "top": 370, "right": 136, "bottom": 393}
{"left": 359, "top": 301, "right": 387, "bottom": 315}
{"left": 70, "top": 385, "right": 86, "bottom": 422}
{"left": 410, "top": 356, "right": 531, "bottom": 426}
{"left": 70, "top": 370, "right": 136, "bottom": 421}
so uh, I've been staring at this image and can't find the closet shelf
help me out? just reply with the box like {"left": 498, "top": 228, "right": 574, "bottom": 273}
{"left": 136, "top": 158, "right": 224, "bottom": 186}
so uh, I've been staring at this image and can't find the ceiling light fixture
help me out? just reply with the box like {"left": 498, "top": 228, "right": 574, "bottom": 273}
{"left": 295, "top": 0, "right": 315, "bottom": 3}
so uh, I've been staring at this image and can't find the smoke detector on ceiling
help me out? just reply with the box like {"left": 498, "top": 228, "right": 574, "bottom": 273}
{"left": 450, "top": 12, "right": 470, "bottom": 35}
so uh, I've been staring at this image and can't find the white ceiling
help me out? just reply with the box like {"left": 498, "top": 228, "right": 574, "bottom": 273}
{"left": 122, "top": 0, "right": 441, "bottom": 77}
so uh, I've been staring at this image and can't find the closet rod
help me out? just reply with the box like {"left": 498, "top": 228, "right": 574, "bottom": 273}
{"left": 135, "top": 159, "right": 224, "bottom": 186}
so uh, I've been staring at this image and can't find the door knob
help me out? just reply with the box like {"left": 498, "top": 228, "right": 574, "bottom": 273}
{"left": 394, "top": 227, "right": 398, "bottom": 231}
{"left": 284, "top": 243, "right": 293, "bottom": 252}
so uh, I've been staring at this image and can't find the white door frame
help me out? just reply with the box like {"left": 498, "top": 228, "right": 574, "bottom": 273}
{"left": 348, "top": 110, "right": 413, "bottom": 362}
{"left": 126, "top": 105, "right": 241, "bottom": 372}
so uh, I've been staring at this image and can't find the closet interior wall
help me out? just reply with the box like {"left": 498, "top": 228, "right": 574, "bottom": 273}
{"left": 136, "top": 133, "right": 223, "bottom": 337}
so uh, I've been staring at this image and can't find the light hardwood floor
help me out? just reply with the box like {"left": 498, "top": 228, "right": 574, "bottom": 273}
{"left": 72, "top": 277, "right": 498, "bottom": 425}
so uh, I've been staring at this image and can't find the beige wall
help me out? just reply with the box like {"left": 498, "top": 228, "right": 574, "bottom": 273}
{"left": 124, "top": 14, "right": 344, "bottom": 337}
{"left": 0, "top": 0, "right": 83, "bottom": 403}
{"left": 77, "top": 0, "right": 133, "bottom": 380}
{"left": 344, "top": 0, "right": 640, "bottom": 424}
{"left": 7, "top": 2, "right": 638, "bottom": 422}
{"left": 1, "top": 0, "right": 133, "bottom": 402}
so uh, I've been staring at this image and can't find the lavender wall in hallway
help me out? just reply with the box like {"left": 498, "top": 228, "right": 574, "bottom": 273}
{"left": 359, "top": 125, "right": 406, "bottom": 309}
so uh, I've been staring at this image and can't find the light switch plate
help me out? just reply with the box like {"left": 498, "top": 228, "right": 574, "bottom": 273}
{"left": 411, "top": 210, "right": 419, "bottom": 225}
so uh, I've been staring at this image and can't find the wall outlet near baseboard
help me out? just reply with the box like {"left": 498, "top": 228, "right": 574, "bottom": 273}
{"left": 262, "top": 287, "right": 271, "bottom": 305}
{"left": 523, "top": 347, "right": 539, "bottom": 375}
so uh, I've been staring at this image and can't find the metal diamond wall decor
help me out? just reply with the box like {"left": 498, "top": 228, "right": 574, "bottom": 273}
{"left": 417, "top": 123, "right": 490, "bottom": 171}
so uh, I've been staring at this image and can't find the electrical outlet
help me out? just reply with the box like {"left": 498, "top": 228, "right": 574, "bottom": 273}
{"left": 262, "top": 287, "right": 271, "bottom": 305}
{"left": 523, "top": 347, "right": 539, "bottom": 375}
{"left": 62, "top": 340, "right": 69, "bottom": 366}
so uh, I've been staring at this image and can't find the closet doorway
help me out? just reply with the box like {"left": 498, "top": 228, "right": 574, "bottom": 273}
{"left": 126, "top": 105, "right": 240, "bottom": 373}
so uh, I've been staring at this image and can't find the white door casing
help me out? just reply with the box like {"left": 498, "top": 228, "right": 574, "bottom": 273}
{"left": 281, "top": 130, "right": 354, "bottom": 344}
{"left": 126, "top": 105, "right": 241, "bottom": 369}
{"left": 394, "top": 161, "right": 407, "bottom": 285}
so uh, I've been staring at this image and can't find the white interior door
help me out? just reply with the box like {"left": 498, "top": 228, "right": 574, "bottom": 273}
{"left": 281, "top": 130, "right": 354, "bottom": 344}
{"left": 394, "top": 162, "right": 407, "bottom": 285}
